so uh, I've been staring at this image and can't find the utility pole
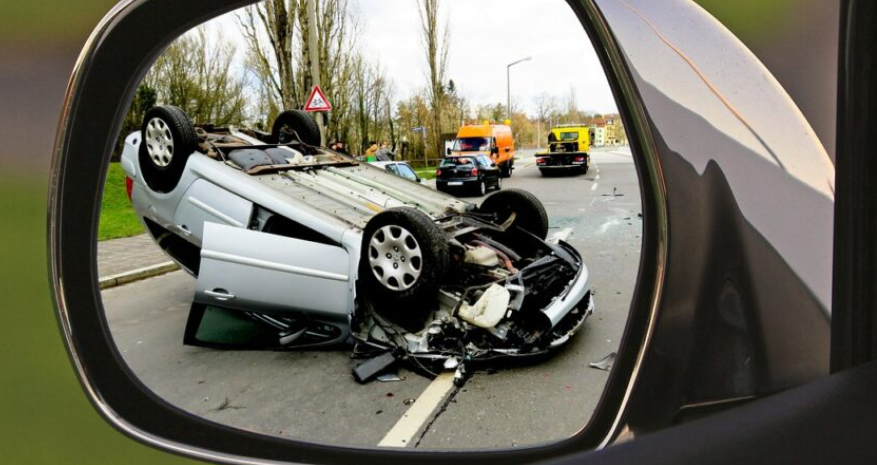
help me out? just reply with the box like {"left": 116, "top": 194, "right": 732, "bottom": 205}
{"left": 307, "top": 0, "right": 326, "bottom": 145}
{"left": 506, "top": 56, "right": 532, "bottom": 121}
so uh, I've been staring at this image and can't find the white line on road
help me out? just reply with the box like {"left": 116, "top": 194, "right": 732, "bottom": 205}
{"left": 378, "top": 372, "right": 456, "bottom": 448}
{"left": 550, "top": 227, "right": 574, "bottom": 244}
{"left": 591, "top": 183, "right": 598, "bottom": 191}
{"left": 595, "top": 175, "right": 601, "bottom": 180}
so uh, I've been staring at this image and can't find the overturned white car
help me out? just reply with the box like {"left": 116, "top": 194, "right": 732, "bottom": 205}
{"left": 121, "top": 105, "right": 594, "bottom": 382}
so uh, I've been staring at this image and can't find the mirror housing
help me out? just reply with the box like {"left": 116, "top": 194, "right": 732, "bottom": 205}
{"left": 48, "top": 0, "right": 835, "bottom": 463}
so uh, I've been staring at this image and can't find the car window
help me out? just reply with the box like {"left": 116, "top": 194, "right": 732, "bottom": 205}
{"left": 441, "top": 157, "right": 476, "bottom": 167}
{"left": 452, "top": 137, "right": 490, "bottom": 152}
{"left": 561, "top": 131, "right": 579, "bottom": 141}
{"left": 476, "top": 156, "right": 490, "bottom": 167}
{"left": 385, "top": 164, "right": 399, "bottom": 174}
{"left": 397, "top": 164, "right": 418, "bottom": 181}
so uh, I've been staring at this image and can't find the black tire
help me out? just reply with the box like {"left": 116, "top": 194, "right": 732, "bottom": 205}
{"left": 359, "top": 207, "right": 449, "bottom": 324}
{"left": 272, "top": 110, "right": 321, "bottom": 146}
{"left": 580, "top": 165, "right": 590, "bottom": 175}
{"left": 495, "top": 176, "right": 503, "bottom": 191}
{"left": 480, "top": 188, "right": 550, "bottom": 240}
{"left": 500, "top": 161, "right": 513, "bottom": 178}
{"left": 474, "top": 180, "right": 487, "bottom": 197}
{"left": 139, "top": 105, "right": 198, "bottom": 193}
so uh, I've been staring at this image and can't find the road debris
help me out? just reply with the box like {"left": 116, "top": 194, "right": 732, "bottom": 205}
{"left": 590, "top": 352, "right": 617, "bottom": 371}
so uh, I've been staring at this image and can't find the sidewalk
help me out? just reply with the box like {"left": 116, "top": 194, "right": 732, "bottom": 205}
{"left": 97, "top": 234, "right": 172, "bottom": 278}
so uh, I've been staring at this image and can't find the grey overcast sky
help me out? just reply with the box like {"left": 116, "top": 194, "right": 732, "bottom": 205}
{"left": 211, "top": 0, "right": 618, "bottom": 116}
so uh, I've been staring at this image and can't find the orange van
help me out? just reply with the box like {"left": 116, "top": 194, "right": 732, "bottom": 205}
{"left": 448, "top": 121, "right": 516, "bottom": 177}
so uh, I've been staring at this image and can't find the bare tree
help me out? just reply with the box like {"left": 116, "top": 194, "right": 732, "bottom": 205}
{"left": 534, "top": 92, "right": 557, "bottom": 148}
{"left": 239, "top": 0, "right": 299, "bottom": 117}
{"left": 145, "top": 27, "right": 247, "bottom": 126}
{"left": 418, "top": 0, "right": 450, "bottom": 158}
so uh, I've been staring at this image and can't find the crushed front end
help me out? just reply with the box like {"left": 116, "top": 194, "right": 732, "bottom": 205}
{"left": 352, "top": 217, "right": 594, "bottom": 384}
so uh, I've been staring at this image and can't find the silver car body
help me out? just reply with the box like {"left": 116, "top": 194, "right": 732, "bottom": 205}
{"left": 120, "top": 128, "right": 592, "bottom": 348}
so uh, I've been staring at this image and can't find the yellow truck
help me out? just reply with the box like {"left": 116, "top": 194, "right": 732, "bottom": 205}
{"left": 536, "top": 124, "right": 591, "bottom": 175}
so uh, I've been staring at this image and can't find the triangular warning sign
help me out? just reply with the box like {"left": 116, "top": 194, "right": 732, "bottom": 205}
{"left": 304, "top": 85, "right": 332, "bottom": 112}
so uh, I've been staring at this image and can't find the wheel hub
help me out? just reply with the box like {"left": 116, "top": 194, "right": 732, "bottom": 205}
{"left": 368, "top": 225, "right": 423, "bottom": 291}
{"left": 145, "top": 117, "right": 174, "bottom": 167}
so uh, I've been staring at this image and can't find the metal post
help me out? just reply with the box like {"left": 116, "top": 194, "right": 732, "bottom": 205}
{"left": 307, "top": 0, "right": 326, "bottom": 146}
{"left": 506, "top": 56, "right": 532, "bottom": 121}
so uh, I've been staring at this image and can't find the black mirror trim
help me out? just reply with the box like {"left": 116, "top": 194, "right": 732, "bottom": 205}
{"left": 47, "top": 0, "right": 668, "bottom": 463}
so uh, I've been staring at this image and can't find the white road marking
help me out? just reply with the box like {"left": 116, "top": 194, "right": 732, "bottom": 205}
{"left": 595, "top": 175, "right": 601, "bottom": 180}
{"left": 549, "top": 227, "right": 573, "bottom": 244}
{"left": 378, "top": 372, "right": 456, "bottom": 448}
{"left": 591, "top": 183, "right": 598, "bottom": 191}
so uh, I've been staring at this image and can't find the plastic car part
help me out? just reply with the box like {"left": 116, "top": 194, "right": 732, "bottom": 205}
{"left": 271, "top": 109, "right": 321, "bottom": 146}
{"left": 138, "top": 105, "right": 198, "bottom": 193}
{"left": 458, "top": 284, "right": 511, "bottom": 329}
{"left": 352, "top": 351, "right": 399, "bottom": 384}
{"left": 479, "top": 189, "right": 550, "bottom": 240}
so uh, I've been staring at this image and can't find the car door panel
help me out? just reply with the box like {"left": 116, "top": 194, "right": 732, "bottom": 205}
{"left": 173, "top": 179, "right": 253, "bottom": 243}
{"left": 195, "top": 222, "right": 352, "bottom": 321}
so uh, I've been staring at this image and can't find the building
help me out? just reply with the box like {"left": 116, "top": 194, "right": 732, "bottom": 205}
{"left": 589, "top": 126, "right": 606, "bottom": 147}
{"left": 589, "top": 116, "right": 627, "bottom": 147}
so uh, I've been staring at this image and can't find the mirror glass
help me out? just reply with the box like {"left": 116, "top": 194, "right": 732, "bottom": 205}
{"left": 98, "top": 0, "right": 642, "bottom": 450}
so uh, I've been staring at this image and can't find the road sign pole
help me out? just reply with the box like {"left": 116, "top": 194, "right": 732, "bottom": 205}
{"left": 307, "top": 0, "right": 326, "bottom": 146}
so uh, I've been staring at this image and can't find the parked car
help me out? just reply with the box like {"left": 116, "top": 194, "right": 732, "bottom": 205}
{"left": 121, "top": 105, "right": 593, "bottom": 374}
{"left": 369, "top": 160, "right": 422, "bottom": 183}
{"left": 435, "top": 155, "right": 502, "bottom": 196}
{"left": 448, "top": 121, "right": 516, "bottom": 177}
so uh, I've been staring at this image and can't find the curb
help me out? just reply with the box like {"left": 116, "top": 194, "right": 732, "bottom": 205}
{"left": 99, "top": 261, "right": 180, "bottom": 290}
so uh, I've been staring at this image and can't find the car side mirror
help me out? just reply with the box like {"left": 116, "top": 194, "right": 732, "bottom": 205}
{"left": 47, "top": 0, "right": 835, "bottom": 464}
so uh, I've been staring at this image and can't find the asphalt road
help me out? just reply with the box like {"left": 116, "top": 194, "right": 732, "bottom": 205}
{"left": 101, "top": 146, "right": 642, "bottom": 450}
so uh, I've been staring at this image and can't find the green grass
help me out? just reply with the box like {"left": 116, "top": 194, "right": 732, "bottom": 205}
{"left": 415, "top": 167, "right": 438, "bottom": 180}
{"left": 99, "top": 163, "right": 144, "bottom": 241}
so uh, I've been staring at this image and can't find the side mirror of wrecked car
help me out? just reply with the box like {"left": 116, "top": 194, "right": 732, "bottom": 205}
{"left": 47, "top": 0, "right": 834, "bottom": 464}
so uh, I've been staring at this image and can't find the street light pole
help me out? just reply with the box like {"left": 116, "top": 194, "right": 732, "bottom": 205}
{"left": 506, "top": 56, "right": 532, "bottom": 121}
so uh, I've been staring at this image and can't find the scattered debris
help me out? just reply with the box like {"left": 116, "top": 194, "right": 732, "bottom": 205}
{"left": 590, "top": 352, "right": 617, "bottom": 371}
{"left": 353, "top": 351, "right": 398, "bottom": 384}
{"left": 216, "top": 397, "right": 246, "bottom": 411}
{"left": 376, "top": 373, "right": 404, "bottom": 383}
{"left": 403, "top": 398, "right": 416, "bottom": 406}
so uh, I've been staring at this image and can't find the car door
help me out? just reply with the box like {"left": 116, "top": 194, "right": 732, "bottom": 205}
{"left": 194, "top": 222, "right": 353, "bottom": 321}
{"left": 395, "top": 163, "right": 420, "bottom": 183}
{"left": 478, "top": 155, "right": 498, "bottom": 185}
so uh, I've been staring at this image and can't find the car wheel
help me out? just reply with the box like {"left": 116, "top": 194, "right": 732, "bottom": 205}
{"left": 581, "top": 165, "right": 590, "bottom": 175}
{"left": 272, "top": 110, "right": 321, "bottom": 146}
{"left": 480, "top": 188, "right": 550, "bottom": 239}
{"left": 478, "top": 180, "right": 487, "bottom": 196}
{"left": 360, "top": 207, "right": 449, "bottom": 324}
{"left": 501, "top": 162, "right": 512, "bottom": 178}
{"left": 138, "top": 105, "right": 198, "bottom": 193}
{"left": 495, "top": 176, "right": 503, "bottom": 191}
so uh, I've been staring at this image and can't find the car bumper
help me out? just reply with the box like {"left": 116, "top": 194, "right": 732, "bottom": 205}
{"left": 537, "top": 152, "right": 590, "bottom": 168}
{"left": 436, "top": 178, "right": 479, "bottom": 189}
